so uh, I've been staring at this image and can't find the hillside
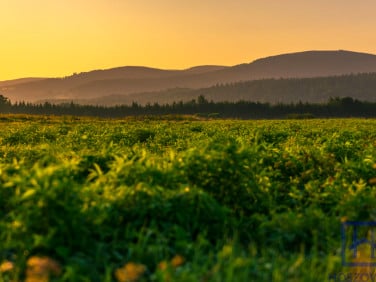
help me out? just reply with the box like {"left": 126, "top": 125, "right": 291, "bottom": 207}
{"left": 2, "top": 50, "right": 376, "bottom": 104}
{"left": 0, "top": 77, "right": 46, "bottom": 87}
{"left": 38, "top": 73, "right": 375, "bottom": 106}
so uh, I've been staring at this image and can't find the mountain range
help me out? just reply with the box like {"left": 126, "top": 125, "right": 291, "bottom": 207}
{"left": 2, "top": 50, "right": 376, "bottom": 105}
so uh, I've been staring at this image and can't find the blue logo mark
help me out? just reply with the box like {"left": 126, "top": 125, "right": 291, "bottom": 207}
{"left": 341, "top": 221, "right": 376, "bottom": 267}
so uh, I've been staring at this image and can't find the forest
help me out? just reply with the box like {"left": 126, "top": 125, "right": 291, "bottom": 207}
{"left": 0, "top": 94, "right": 375, "bottom": 119}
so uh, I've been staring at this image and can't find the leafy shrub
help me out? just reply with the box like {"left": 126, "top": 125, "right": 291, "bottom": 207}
{"left": 0, "top": 117, "right": 374, "bottom": 280}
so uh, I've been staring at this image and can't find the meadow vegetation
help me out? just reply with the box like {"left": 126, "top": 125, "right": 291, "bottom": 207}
{"left": 0, "top": 115, "right": 375, "bottom": 281}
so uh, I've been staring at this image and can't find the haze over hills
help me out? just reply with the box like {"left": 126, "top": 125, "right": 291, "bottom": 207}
{"left": 2, "top": 50, "right": 376, "bottom": 105}
{"left": 0, "top": 78, "right": 46, "bottom": 88}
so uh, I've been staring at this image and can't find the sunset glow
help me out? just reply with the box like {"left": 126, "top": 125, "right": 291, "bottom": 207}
{"left": 1, "top": 0, "right": 376, "bottom": 80}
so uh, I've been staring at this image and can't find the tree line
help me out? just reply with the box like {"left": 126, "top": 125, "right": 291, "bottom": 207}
{"left": 90, "top": 72, "right": 376, "bottom": 106}
{"left": 0, "top": 94, "right": 375, "bottom": 119}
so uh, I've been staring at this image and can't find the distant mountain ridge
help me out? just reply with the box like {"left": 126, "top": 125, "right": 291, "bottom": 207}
{"left": 0, "top": 77, "right": 46, "bottom": 87}
{"left": 2, "top": 50, "right": 376, "bottom": 104}
{"left": 247, "top": 50, "right": 376, "bottom": 77}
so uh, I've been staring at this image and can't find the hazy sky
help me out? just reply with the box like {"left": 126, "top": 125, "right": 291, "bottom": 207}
{"left": 1, "top": 0, "right": 376, "bottom": 80}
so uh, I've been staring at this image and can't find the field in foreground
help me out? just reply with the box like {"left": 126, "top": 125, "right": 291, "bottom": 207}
{"left": 0, "top": 116, "right": 375, "bottom": 282}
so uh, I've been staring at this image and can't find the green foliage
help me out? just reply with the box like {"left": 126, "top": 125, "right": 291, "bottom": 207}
{"left": 0, "top": 116, "right": 375, "bottom": 281}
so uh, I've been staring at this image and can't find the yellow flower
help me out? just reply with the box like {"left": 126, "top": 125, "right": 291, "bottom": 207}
{"left": 341, "top": 216, "right": 348, "bottom": 223}
{"left": 157, "top": 261, "right": 168, "bottom": 271}
{"left": 170, "top": 255, "right": 185, "bottom": 268}
{"left": 12, "top": 220, "right": 22, "bottom": 229}
{"left": 115, "top": 262, "right": 146, "bottom": 282}
{"left": 25, "top": 275, "right": 49, "bottom": 282}
{"left": 0, "top": 260, "right": 14, "bottom": 273}
{"left": 25, "top": 256, "right": 62, "bottom": 282}
{"left": 158, "top": 255, "right": 185, "bottom": 272}
{"left": 373, "top": 163, "right": 376, "bottom": 169}
{"left": 369, "top": 177, "right": 376, "bottom": 185}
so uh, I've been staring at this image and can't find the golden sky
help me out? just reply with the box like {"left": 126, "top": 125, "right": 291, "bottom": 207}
{"left": 1, "top": 0, "right": 376, "bottom": 80}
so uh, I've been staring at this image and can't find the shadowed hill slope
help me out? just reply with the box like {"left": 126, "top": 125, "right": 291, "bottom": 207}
{"left": 41, "top": 73, "right": 375, "bottom": 105}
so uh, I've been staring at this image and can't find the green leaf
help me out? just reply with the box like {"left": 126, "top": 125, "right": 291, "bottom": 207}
{"left": 21, "top": 189, "right": 36, "bottom": 200}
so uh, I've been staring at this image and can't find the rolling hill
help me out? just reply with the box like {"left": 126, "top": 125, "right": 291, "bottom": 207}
{"left": 2, "top": 50, "right": 376, "bottom": 104}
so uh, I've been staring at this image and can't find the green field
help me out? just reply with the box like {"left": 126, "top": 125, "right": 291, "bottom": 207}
{"left": 0, "top": 116, "right": 375, "bottom": 281}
